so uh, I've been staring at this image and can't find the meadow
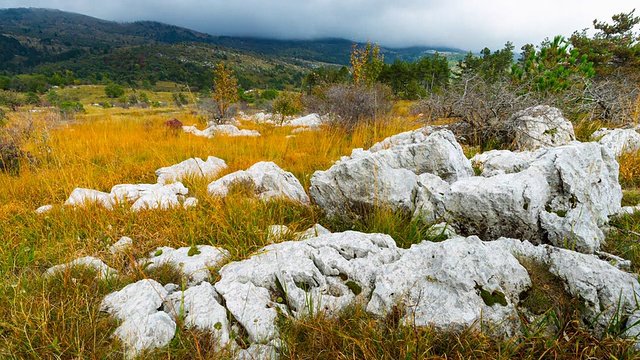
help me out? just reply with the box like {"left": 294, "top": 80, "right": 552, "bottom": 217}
{"left": 1, "top": 92, "right": 640, "bottom": 359}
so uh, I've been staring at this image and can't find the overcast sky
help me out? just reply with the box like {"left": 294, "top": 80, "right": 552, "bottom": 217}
{"left": 1, "top": 1, "right": 638, "bottom": 51}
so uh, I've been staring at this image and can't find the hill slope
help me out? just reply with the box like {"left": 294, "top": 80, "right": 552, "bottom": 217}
{"left": 0, "top": 8, "right": 467, "bottom": 89}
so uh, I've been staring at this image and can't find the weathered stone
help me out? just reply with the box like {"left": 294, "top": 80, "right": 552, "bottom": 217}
{"left": 310, "top": 130, "right": 472, "bottom": 221}
{"left": 165, "top": 282, "right": 231, "bottom": 348}
{"left": 208, "top": 161, "right": 310, "bottom": 205}
{"left": 285, "top": 113, "right": 322, "bottom": 127}
{"left": 35, "top": 204, "right": 53, "bottom": 214}
{"left": 109, "top": 236, "right": 133, "bottom": 254}
{"left": 111, "top": 182, "right": 189, "bottom": 211}
{"left": 115, "top": 312, "right": 176, "bottom": 358}
{"left": 183, "top": 124, "right": 260, "bottom": 138}
{"left": 143, "top": 245, "right": 229, "bottom": 286}
{"left": 471, "top": 150, "right": 535, "bottom": 177}
{"left": 215, "top": 231, "right": 401, "bottom": 344}
{"left": 64, "top": 188, "right": 114, "bottom": 209}
{"left": 267, "top": 224, "right": 331, "bottom": 242}
{"left": 591, "top": 128, "right": 640, "bottom": 157}
{"left": 367, "top": 236, "right": 530, "bottom": 337}
{"left": 45, "top": 256, "right": 117, "bottom": 280}
{"left": 495, "top": 238, "right": 640, "bottom": 338}
{"left": 101, "top": 279, "right": 168, "bottom": 320}
{"left": 456, "top": 141, "right": 622, "bottom": 253}
{"left": 444, "top": 169, "right": 551, "bottom": 242}
{"left": 155, "top": 156, "right": 227, "bottom": 185}
{"left": 504, "top": 105, "right": 575, "bottom": 151}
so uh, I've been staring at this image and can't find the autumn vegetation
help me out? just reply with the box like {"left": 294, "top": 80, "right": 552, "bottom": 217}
{"left": 0, "top": 9, "right": 640, "bottom": 360}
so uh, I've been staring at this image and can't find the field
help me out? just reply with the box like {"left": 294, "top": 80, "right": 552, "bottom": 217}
{"left": 1, "top": 94, "right": 640, "bottom": 359}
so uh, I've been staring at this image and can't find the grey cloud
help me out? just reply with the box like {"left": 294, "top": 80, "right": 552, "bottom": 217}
{"left": 1, "top": 0, "right": 637, "bottom": 51}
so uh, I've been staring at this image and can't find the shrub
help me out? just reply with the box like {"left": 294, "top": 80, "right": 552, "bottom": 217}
{"left": 260, "top": 89, "right": 279, "bottom": 100}
{"left": 273, "top": 92, "right": 303, "bottom": 125}
{"left": 306, "top": 83, "right": 393, "bottom": 132}
{"left": 104, "top": 83, "right": 125, "bottom": 98}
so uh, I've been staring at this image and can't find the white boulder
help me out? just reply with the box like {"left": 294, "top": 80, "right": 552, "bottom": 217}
{"left": 457, "top": 141, "right": 622, "bottom": 253}
{"left": 310, "top": 129, "right": 473, "bottom": 220}
{"left": 45, "top": 256, "right": 117, "bottom": 280}
{"left": 165, "top": 282, "right": 231, "bottom": 348}
{"left": 111, "top": 182, "right": 189, "bottom": 211}
{"left": 183, "top": 124, "right": 260, "bottom": 138}
{"left": 101, "top": 279, "right": 175, "bottom": 357}
{"left": 35, "top": 204, "right": 53, "bottom": 214}
{"left": 590, "top": 128, "right": 640, "bottom": 157}
{"left": 285, "top": 113, "right": 322, "bottom": 128}
{"left": 208, "top": 161, "right": 310, "bottom": 205}
{"left": 505, "top": 105, "right": 575, "bottom": 151}
{"left": 143, "top": 245, "right": 229, "bottom": 286}
{"left": 155, "top": 156, "right": 227, "bottom": 185}
{"left": 215, "top": 231, "right": 401, "bottom": 343}
{"left": 109, "top": 236, "right": 133, "bottom": 254}
{"left": 367, "top": 236, "right": 530, "bottom": 337}
{"left": 64, "top": 188, "right": 114, "bottom": 209}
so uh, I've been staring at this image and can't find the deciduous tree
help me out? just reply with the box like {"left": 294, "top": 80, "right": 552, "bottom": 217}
{"left": 212, "top": 63, "right": 239, "bottom": 122}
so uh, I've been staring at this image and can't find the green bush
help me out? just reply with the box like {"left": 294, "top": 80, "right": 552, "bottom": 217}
{"left": 104, "top": 83, "right": 125, "bottom": 98}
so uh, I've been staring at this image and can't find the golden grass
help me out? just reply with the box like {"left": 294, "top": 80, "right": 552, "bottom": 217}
{"left": 2, "top": 103, "right": 640, "bottom": 359}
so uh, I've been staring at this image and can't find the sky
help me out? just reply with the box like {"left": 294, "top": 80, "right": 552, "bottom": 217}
{"left": 1, "top": 0, "right": 638, "bottom": 51}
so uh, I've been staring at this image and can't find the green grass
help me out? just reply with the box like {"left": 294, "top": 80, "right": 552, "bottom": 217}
{"left": 2, "top": 104, "right": 640, "bottom": 358}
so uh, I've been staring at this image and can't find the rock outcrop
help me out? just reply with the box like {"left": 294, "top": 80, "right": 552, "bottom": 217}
{"left": 183, "top": 124, "right": 260, "bottom": 138}
{"left": 155, "top": 156, "right": 227, "bottom": 185}
{"left": 214, "top": 231, "right": 402, "bottom": 343}
{"left": 310, "top": 129, "right": 473, "bottom": 220}
{"left": 98, "top": 233, "right": 640, "bottom": 357}
{"left": 208, "top": 161, "right": 310, "bottom": 205}
{"left": 590, "top": 128, "right": 640, "bottom": 157}
{"left": 142, "top": 245, "right": 229, "bottom": 286}
{"left": 502, "top": 105, "right": 575, "bottom": 151}
{"left": 466, "top": 141, "right": 622, "bottom": 253}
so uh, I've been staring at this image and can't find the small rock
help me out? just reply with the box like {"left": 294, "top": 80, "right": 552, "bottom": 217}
{"left": 208, "top": 161, "right": 310, "bottom": 205}
{"left": 45, "top": 256, "right": 117, "bottom": 280}
{"left": 35, "top": 204, "right": 53, "bottom": 214}
{"left": 109, "top": 236, "right": 133, "bottom": 254}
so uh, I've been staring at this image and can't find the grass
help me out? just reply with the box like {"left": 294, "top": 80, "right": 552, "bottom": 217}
{"left": 2, "top": 97, "right": 640, "bottom": 359}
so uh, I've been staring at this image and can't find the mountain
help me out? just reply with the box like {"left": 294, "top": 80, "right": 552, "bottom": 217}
{"left": 0, "top": 8, "right": 467, "bottom": 90}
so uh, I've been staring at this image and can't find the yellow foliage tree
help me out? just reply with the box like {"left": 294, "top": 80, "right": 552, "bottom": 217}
{"left": 350, "top": 42, "right": 384, "bottom": 86}
{"left": 212, "top": 63, "right": 239, "bottom": 122}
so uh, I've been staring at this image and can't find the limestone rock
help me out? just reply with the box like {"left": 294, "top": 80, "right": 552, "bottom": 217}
{"left": 471, "top": 150, "right": 535, "bottom": 177}
{"left": 109, "top": 236, "right": 133, "bottom": 254}
{"left": 215, "top": 231, "right": 401, "bottom": 344}
{"left": 590, "top": 128, "right": 640, "bottom": 157}
{"left": 101, "top": 279, "right": 176, "bottom": 357}
{"left": 143, "top": 245, "right": 229, "bottom": 286}
{"left": 64, "top": 188, "right": 114, "bottom": 209}
{"left": 366, "top": 236, "right": 530, "bottom": 337}
{"left": 504, "top": 105, "right": 575, "bottom": 151}
{"left": 35, "top": 204, "right": 53, "bottom": 214}
{"left": 101, "top": 279, "right": 168, "bottom": 320}
{"left": 45, "top": 256, "right": 117, "bottom": 280}
{"left": 494, "top": 238, "right": 640, "bottom": 338}
{"left": 455, "top": 141, "right": 622, "bottom": 253}
{"left": 285, "top": 113, "right": 322, "bottom": 127}
{"left": 114, "top": 311, "right": 176, "bottom": 359}
{"left": 155, "top": 156, "right": 227, "bottom": 185}
{"left": 183, "top": 124, "right": 260, "bottom": 138}
{"left": 165, "top": 282, "right": 231, "bottom": 348}
{"left": 310, "top": 129, "right": 472, "bottom": 220}
{"left": 111, "top": 182, "right": 189, "bottom": 211}
{"left": 267, "top": 224, "right": 331, "bottom": 242}
{"left": 445, "top": 168, "right": 551, "bottom": 242}
{"left": 208, "top": 161, "right": 310, "bottom": 205}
